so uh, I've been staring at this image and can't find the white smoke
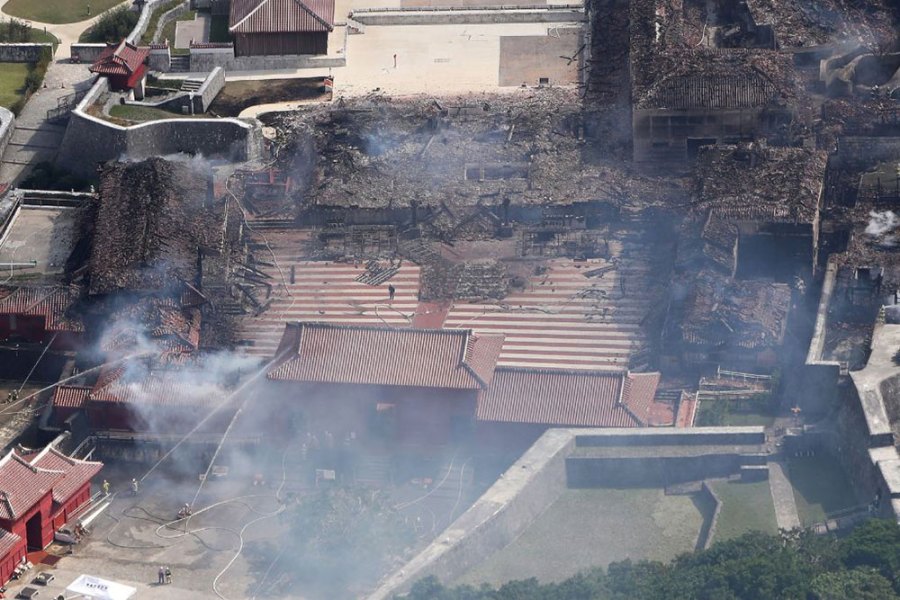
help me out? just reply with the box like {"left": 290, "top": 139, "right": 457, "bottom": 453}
{"left": 866, "top": 210, "right": 899, "bottom": 246}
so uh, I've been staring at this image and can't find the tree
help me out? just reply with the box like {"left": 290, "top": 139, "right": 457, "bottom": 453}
{"left": 810, "top": 568, "right": 898, "bottom": 599}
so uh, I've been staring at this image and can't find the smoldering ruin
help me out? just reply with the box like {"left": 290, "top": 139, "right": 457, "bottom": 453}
{"left": 0, "top": 0, "right": 897, "bottom": 597}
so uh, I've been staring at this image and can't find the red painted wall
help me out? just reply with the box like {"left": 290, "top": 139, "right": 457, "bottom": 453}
{"left": 0, "top": 314, "right": 81, "bottom": 350}
{"left": 51, "top": 481, "right": 92, "bottom": 530}
{"left": 0, "top": 537, "right": 26, "bottom": 586}
{"left": 0, "top": 491, "right": 54, "bottom": 551}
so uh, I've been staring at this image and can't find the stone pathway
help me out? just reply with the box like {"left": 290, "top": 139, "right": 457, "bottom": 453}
{"left": 0, "top": 62, "right": 94, "bottom": 184}
{"left": 768, "top": 460, "right": 801, "bottom": 530}
{"left": 174, "top": 11, "right": 210, "bottom": 48}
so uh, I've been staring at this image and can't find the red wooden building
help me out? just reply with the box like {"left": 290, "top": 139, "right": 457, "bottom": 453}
{"left": 0, "top": 444, "right": 101, "bottom": 585}
{"left": 89, "top": 40, "right": 150, "bottom": 97}
{"left": 229, "top": 0, "right": 335, "bottom": 56}
{"left": 265, "top": 322, "right": 663, "bottom": 446}
{"left": 266, "top": 322, "right": 504, "bottom": 444}
{"left": 0, "top": 286, "right": 84, "bottom": 350}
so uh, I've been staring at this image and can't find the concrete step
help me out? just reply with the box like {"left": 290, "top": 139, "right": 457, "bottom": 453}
{"left": 181, "top": 79, "right": 203, "bottom": 92}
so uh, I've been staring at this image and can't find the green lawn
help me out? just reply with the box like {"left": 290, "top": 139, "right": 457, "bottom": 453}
{"left": 695, "top": 398, "right": 776, "bottom": 427}
{"left": 3, "top": 0, "right": 124, "bottom": 24}
{"left": 108, "top": 104, "right": 189, "bottom": 123}
{"left": 787, "top": 456, "right": 861, "bottom": 526}
{"left": 709, "top": 479, "right": 778, "bottom": 543}
{"left": 458, "top": 488, "right": 704, "bottom": 586}
{"left": 0, "top": 63, "right": 30, "bottom": 109}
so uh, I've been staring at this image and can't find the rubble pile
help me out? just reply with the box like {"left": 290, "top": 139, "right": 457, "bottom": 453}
{"left": 90, "top": 158, "right": 219, "bottom": 295}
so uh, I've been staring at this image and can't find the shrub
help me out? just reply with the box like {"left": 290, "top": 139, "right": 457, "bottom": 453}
{"left": 80, "top": 6, "right": 139, "bottom": 44}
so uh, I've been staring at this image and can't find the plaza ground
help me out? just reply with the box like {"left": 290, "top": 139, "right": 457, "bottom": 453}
{"left": 458, "top": 488, "right": 705, "bottom": 586}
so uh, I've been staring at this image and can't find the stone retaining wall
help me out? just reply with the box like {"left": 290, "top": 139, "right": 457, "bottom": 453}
{"left": 57, "top": 78, "right": 262, "bottom": 178}
{"left": 0, "top": 43, "right": 53, "bottom": 62}
{"left": 187, "top": 45, "right": 345, "bottom": 73}
{"left": 127, "top": 66, "right": 224, "bottom": 114}
{"left": 153, "top": 1, "right": 190, "bottom": 44}
{"left": 369, "top": 426, "right": 767, "bottom": 599}
{"left": 70, "top": 43, "right": 107, "bottom": 64}
{"left": 351, "top": 8, "right": 585, "bottom": 25}
{"left": 0, "top": 108, "right": 15, "bottom": 164}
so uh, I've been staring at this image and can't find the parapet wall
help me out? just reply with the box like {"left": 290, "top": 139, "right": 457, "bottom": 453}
{"left": 188, "top": 45, "right": 345, "bottom": 73}
{"left": 128, "top": 66, "right": 224, "bottom": 114}
{"left": 70, "top": 43, "right": 107, "bottom": 63}
{"left": 369, "top": 426, "right": 766, "bottom": 599}
{"left": 57, "top": 78, "right": 263, "bottom": 177}
{"left": 0, "top": 107, "right": 15, "bottom": 163}
{"left": 0, "top": 43, "right": 53, "bottom": 62}
{"left": 350, "top": 7, "right": 585, "bottom": 25}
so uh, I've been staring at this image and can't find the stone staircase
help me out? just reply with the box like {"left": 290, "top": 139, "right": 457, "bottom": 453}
{"left": 169, "top": 55, "right": 191, "bottom": 73}
{"left": 180, "top": 78, "right": 203, "bottom": 92}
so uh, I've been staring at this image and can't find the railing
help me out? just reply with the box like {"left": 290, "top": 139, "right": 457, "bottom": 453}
{"left": 46, "top": 88, "right": 89, "bottom": 122}
{"left": 717, "top": 366, "right": 773, "bottom": 381}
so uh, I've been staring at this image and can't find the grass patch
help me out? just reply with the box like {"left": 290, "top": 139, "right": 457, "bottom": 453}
{"left": 709, "top": 479, "right": 778, "bottom": 543}
{"left": 459, "top": 488, "right": 704, "bottom": 586}
{"left": 4, "top": 0, "right": 123, "bottom": 24}
{"left": 146, "top": 75, "right": 184, "bottom": 90}
{"left": 138, "top": 0, "right": 183, "bottom": 45}
{"left": 0, "top": 63, "right": 30, "bottom": 110}
{"left": 695, "top": 395, "right": 777, "bottom": 427}
{"left": 787, "top": 456, "right": 861, "bottom": 526}
{"left": 108, "top": 104, "right": 189, "bottom": 123}
{"left": 209, "top": 14, "right": 232, "bottom": 43}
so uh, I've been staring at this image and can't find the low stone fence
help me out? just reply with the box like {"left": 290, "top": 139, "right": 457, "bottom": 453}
{"left": 128, "top": 66, "right": 224, "bottom": 114}
{"left": 0, "top": 107, "right": 15, "bottom": 164}
{"left": 153, "top": 1, "right": 190, "bottom": 44}
{"left": 350, "top": 6, "right": 585, "bottom": 25}
{"left": 70, "top": 43, "right": 108, "bottom": 64}
{"left": 57, "top": 77, "right": 263, "bottom": 178}
{"left": 0, "top": 43, "right": 53, "bottom": 62}
{"left": 187, "top": 44, "right": 345, "bottom": 72}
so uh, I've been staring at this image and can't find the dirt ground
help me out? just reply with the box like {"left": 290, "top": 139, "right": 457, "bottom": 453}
{"left": 208, "top": 78, "right": 329, "bottom": 117}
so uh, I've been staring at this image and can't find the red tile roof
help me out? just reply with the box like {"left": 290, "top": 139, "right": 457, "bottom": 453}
{"left": 476, "top": 368, "right": 660, "bottom": 427}
{"left": 0, "top": 286, "right": 83, "bottom": 333}
{"left": 52, "top": 386, "right": 92, "bottom": 409}
{"left": 0, "top": 453, "right": 60, "bottom": 520}
{"left": 28, "top": 447, "right": 102, "bottom": 506}
{"left": 229, "top": 0, "right": 334, "bottom": 34}
{"left": 0, "top": 529, "right": 21, "bottom": 557}
{"left": 89, "top": 40, "right": 149, "bottom": 77}
{"left": 268, "top": 322, "right": 501, "bottom": 390}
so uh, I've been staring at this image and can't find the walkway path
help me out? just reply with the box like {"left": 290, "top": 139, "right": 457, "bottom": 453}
{"left": 768, "top": 460, "right": 801, "bottom": 530}
{"left": 0, "top": 0, "right": 133, "bottom": 183}
{"left": 0, "top": 0, "right": 132, "bottom": 51}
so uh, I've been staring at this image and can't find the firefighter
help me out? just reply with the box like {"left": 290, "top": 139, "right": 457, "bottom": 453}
{"left": 102, "top": 480, "right": 110, "bottom": 495}
{"left": 131, "top": 478, "right": 139, "bottom": 496}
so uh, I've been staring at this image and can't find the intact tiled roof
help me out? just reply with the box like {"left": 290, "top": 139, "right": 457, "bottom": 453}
{"left": 621, "top": 372, "right": 661, "bottom": 425}
{"left": 52, "top": 386, "right": 92, "bottom": 409}
{"left": 229, "top": 0, "right": 334, "bottom": 34}
{"left": 476, "top": 367, "right": 660, "bottom": 427}
{"left": 0, "top": 452, "right": 59, "bottom": 520}
{"left": 28, "top": 447, "right": 102, "bottom": 506}
{"left": 268, "top": 322, "right": 500, "bottom": 390}
{"left": 0, "top": 286, "right": 83, "bottom": 333}
{"left": 89, "top": 40, "right": 149, "bottom": 77}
